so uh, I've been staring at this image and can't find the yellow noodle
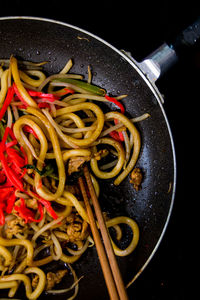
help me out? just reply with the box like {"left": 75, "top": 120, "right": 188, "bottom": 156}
{"left": 87, "top": 65, "right": 92, "bottom": 83}
{"left": 8, "top": 258, "right": 28, "bottom": 297}
{"left": 62, "top": 191, "right": 89, "bottom": 223}
{"left": 60, "top": 253, "right": 81, "bottom": 264}
{"left": 28, "top": 132, "right": 40, "bottom": 149}
{"left": 56, "top": 112, "right": 85, "bottom": 128}
{"left": 90, "top": 174, "right": 100, "bottom": 198}
{"left": 0, "top": 236, "right": 33, "bottom": 266}
{"left": 32, "top": 216, "right": 63, "bottom": 242}
{"left": 55, "top": 102, "right": 104, "bottom": 146}
{"left": 10, "top": 56, "right": 37, "bottom": 108}
{"left": 50, "top": 232, "right": 62, "bottom": 260}
{"left": 0, "top": 267, "right": 46, "bottom": 300}
{"left": 24, "top": 267, "right": 46, "bottom": 299}
{"left": 67, "top": 98, "right": 87, "bottom": 105}
{"left": 13, "top": 116, "right": 48, "bottom": 185}
{"left": 0, "top": 245, "right": 12, "bottom": 266}
{"left": 0, "top": 69, "right": 9, "bottom": 107}
{"left": 59, "top": 58, "right": 73, "bottom": 74}
{"left": 19, "top": 70, "right": 46, "bottom": 87}
{"left": 66, "top": 238, "right": 89, "bottom": 256}
{"left": 33, "top": 256, "right": 53, "bottom": 267}
{"left": 26, "top": 107, "right": 66, "bottom": 200}
{"left": 55, "top": 197, "right": 73, "bottom": 206}
{"left": 90, "top": 137, "right": 125, "bottom": 179}
{"left": 0, "top": 65, "right": 3, "bottom": 77}
{"left": 113, "top": 224, "right": 123, "bottom": 241}
{"left": 105, "top": 112, "right": 141, "bottom": 185}
{"left": 106, "top": 216, "right": 139, "bottom": 256}
{"left": 0, "top": 281, "right": 18, "bottom": 289}
{"left": 62, "top": 149, "right": 91, "bottom": 162}
{"left": 42, "top": 109, "right": 82, "bottom": 148}
{"left": 53, "top": 202, "right": 73, "bottom": 218}
{"left": 23, "top": 114, "right": 51, "bottom": 140}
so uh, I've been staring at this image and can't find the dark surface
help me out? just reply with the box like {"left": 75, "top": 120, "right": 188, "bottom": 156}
{"left": 1, "top": 2, "right": 197, "bottom": 299}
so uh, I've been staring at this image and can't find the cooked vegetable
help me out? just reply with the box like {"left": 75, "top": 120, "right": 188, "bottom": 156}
{"left": 53, "top": 78, "right": 106, "bottom": 96}
{"left": 0, "top": 56, "right": 147, "bottom": 300}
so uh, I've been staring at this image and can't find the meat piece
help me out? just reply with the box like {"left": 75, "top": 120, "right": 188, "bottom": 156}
{"left": 55, "top": 213, "right": 89, "bottom": 243}
{"left": 93, "top": 149, "right": 109, "bottom": 160}
{"left": 130, "top": 168, "right": 143, "bottom": 191}
{"left": 68, "top": 156, "right": 90, "bottom": 175}
{"left": 66, "top": 219, "right": 88, "bottom": 242}
{"left": 46, "top": 270, "right": 68, "bottom": 290}
{"left": 26, "top": 198, "right": 38, "bottom": 210}
{"left": 32, "top": 270, "right": 68, "bottom": 291}
{"left": 4, "top": 217, "right": 28, "bottom": 239}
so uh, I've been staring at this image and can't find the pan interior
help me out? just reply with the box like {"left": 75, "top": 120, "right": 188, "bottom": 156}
{"left": 0, "top": 17, "right": 176, "bottom": 300}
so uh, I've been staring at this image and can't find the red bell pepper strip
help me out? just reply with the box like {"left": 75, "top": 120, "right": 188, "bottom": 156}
{"left": 53, "top": 88, "right": 75, "bottom": 97}
{"left": 6, "top": 190, "right": 16, "bottom": 214}
{"left": 14, "top": 198, "right": 44, "bottom": 223}
{"left": 0, "top": 187, "right": 15, "bottom": 224}
{"left": 28, "top": 190, "right": 58, "bottom": 220}
{"left": 105, "top": 95, "right": 125, "bottom": 114}
{"left": 109, "top": 131, "right": 123, "bottom": 142}
{"left": 0, "top": 127, "right": 25, "bottom": 190}
{"left": 5, "top": 140, "right": 18, "bottom": 149}
{"left": 0, "top": 170, "right": 6, "bottom": 184}
{"left": 1, "top": 127, "right": 17, "bottom": 148}
{"left": 0, "top": 187, "right": 14, "bottom": 199}
{"left": 38, "top": 102, "right": 51, "bottom": 109}
{"left": 23, "top": 125, "right": 38, "bottom": 139}
{"left": 6, "top": 148, "right": 26, "bottom": 167}
{"left": 0, "top": 204, "right": 5, "bottom": 225}
{"left": 0, "top": 152, "right": 24, "bottom": 191}
{"left": 13, "top": 83, "right": 28, "bottom": 107}
{"left": 48, "top": 88, "right": 75, "bottom": 97}
{"left": 0, "top": 86, "right": 15, "bottom": 121}
{"left": 105, "top": 95, "right": 125, "bottom": 142}
{"left": 26, "top": 89, "right": 60, "bottom": 102}
{"left": 37, "top": 198, "right": 58, "bottom": 220}
{"left": 114, "top": 119, "right": 124, "bottom": 142}
{"left": 64, "top": 88, "right": 75, "bottom": 95}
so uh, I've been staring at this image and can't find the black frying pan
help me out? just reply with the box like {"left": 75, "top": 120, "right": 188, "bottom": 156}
{"left": 0, "top": 16, "right": 196, "bottom": 300}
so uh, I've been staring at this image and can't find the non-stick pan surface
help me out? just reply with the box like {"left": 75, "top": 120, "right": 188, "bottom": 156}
{"left": 0, "top": 17, "right": 176, "bottom": 299}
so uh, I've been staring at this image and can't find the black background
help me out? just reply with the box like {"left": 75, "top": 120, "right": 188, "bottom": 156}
{"left": 1, "top": 2, "right": 197, "bottom": 299}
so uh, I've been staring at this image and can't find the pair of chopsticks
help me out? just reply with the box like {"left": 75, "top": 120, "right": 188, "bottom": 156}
{"left": 78, "top": 165, "right": 129, "bottom": 300}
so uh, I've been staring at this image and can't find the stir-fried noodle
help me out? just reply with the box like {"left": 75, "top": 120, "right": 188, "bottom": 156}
{"left": 0, "top": 56, "right": 150, "bottom": 299}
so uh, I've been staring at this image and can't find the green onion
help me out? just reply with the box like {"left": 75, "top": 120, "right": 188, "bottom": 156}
{"left": 22, "top": 163, "right": 57, "bottom": 178}
{"left": 53, "top": 78, "right": 106, "bottom": 96}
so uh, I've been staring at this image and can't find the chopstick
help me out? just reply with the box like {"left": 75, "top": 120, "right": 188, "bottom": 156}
{"left": 78, "top": 165, "right": 129, "bottom": 300}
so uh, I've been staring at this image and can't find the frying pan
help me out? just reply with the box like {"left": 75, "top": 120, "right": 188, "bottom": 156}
{"left": 0, "top": 16, "right": 197, "bottom": 299}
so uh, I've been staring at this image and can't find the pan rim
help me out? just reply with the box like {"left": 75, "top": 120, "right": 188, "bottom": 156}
{"left": 0, "top": 14, "right": 177, "bottom": 288}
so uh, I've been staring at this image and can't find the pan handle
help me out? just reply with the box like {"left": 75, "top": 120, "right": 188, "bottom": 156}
{"left": 137, "top": 17, "right": 200, "bottom": 82}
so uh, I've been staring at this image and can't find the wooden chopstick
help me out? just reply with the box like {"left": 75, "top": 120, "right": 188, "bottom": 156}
{"left": 78, "top": 176, "right": 119, "bottom": 300}
{"left": 78, "top": 165, "right": 129, "bottom": 300}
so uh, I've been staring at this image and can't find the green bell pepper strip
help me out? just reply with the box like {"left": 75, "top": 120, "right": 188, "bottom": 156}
{"left": 53, "top": 78, "right": 106, "bottom": 96}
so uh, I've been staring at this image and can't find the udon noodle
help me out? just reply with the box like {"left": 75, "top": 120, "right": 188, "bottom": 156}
{"left": 0, "top": 56, "right": 149, "bottom": 299}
